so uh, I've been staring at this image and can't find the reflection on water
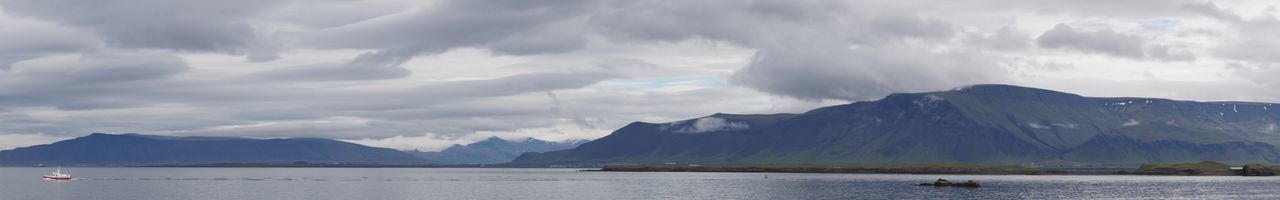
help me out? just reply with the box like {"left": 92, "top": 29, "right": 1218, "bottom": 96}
{"left": 4, "top": 167, "right": 1280, "bottom": 200}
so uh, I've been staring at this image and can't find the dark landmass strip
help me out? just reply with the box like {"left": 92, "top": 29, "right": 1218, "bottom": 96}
{"left": 593, "top": 163, "right": 1045, "bottom": 175}
{"left": 594, "top": 161, "right": 1277, "bottom": 176}
{"left": 138, "top": 162, "right": 448, "bottom": 168}
{"left": 1133, "top": 161, "right": 1278, "bottom": 176}
{"left": 134, "top": 162, "right": 600, "bottom": 168}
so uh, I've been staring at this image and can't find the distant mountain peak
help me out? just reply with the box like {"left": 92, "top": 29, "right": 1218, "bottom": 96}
{"left": 408, "top": 136, "right": 590, "bottom": 164}
{"left": 951, "top": 84, "right": 1042, "bottom": 91}
{"left": 481, "top": 136, "right": 511, "bottom": 142}
{"left": 947, "top": 84, "right": 1083, "bottom": 97}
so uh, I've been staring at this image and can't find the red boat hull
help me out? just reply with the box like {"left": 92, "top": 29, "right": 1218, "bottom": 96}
{"left": 43, "top": 176, "right": 71, "bottom": 180}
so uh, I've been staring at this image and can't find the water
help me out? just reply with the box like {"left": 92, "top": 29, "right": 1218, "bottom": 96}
{"left": 3, "top": 167, "right": 1280, "bottom": 199}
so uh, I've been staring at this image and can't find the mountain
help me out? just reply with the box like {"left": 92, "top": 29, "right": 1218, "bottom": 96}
{"left": 513, "top": 84, "right": 1280, "bottom": 166}
{"left": 0, "top": 133, "right": 433, "bottom": 166}
{"left": 407, "top": 137, "right": 589, "bottom": 164}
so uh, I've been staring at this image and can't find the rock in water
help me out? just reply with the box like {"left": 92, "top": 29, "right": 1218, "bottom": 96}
{"left": 918, "top": 179, "right": 980, "bottom": 188}
{"left": 933, "top": 179, "right": 952, "bottom": 187}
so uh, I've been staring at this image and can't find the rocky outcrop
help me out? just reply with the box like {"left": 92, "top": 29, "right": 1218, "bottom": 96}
{"left": 917, "top": 179, "right": 980, "bottom": 188}
{"left": 1242, "top": 164, "right": 1276, "bottom": 176}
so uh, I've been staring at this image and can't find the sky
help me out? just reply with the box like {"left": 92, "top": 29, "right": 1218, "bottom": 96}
{"left": 1, "top": 0, "right": 1279, "bottom": 151}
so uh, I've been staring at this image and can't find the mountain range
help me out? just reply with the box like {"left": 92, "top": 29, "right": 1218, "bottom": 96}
{"left": 513, "top": 84, "right": 1280, "bottom": 166}
{"left": 0, "top": 133, "right": 432, "bottom": 166}
{"left": 407, "top": 137, "right": 588, "bottom": 164}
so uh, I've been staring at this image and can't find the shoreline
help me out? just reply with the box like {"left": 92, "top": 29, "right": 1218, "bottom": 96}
{"left": 588, "top": 169, "right": 1270, "bottom": 176}
{"left": 590, "top": 166, "right": 1129, "bottom": 176}
{"left": 587, "top": 163, "right": 1273, "bottom": 176}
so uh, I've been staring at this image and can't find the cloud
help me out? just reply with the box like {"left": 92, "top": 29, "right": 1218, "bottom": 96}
{"left": 213, "top": 0, "right": 602, "bottom": 82}
{"left": 732, "top": 43, "right": 1007, "bottom": 100}
{"left": 1, "top": 0, "right": 1280, "bottom": 151}
{"left": 1037, "top": 24, "right": 1196, "bottom": 62}
{"left": 252, "top": 51, "right": 414, "bottom": 81}
{"left": 0, "top": 0, "right": 286, "bottom": 61}
{"left": 2, "top": 52, "right": 187, "bottom": 85}
{"left": 966, "top": 26, "right": 1034, "bottom": 51}
{"left": 0, "top": 10, "right": 99, "bottom": 68}
{"left": 1213, "top": 14, "right": 1280, "bottom": 63}
{"left": 588, "top": 0, "right": 958, "bottom": 47}
{"left": 0, "top": 52, "right": 188, "bottom": 110}
{"left": 0, "top": 133, "right": 68, "bottom": 150}
{"left": 588, "top": 0, "right": 1002, "bottom": 100}
{"left": 1228, "top": 62, "right": 1280, "bottom": 92}
{"left": 412, "top": 71, "right": 621, "bottom": 98}
{"left": 289, "top": 0, "right": 595, "bottom": 80}
{"left": 1180, "top": 1, "right": 1243, "bottom": 22}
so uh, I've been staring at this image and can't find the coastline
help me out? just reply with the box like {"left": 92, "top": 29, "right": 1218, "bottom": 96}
{"left": 586, "top": 162, "right": 1276, "bottom": 176}
{"left": 590, "top": 164, "right": 1077, "bottom": 175}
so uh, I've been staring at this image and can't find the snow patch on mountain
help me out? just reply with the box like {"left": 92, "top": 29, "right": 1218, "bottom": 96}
{"left": 670, "top": 117, "right": 750, "bottom": 133}
{"left": 1027, "top": 123, "right": 1048, "bottom": 129}
{"left": 913, "top": 95, "right": 945, "bottom": 111}
{"left": 1051, "top": 123, "right": 1079, "bottom": 129}
{"left": 1123, "top": 119, "right": 1141, "bottom": 127}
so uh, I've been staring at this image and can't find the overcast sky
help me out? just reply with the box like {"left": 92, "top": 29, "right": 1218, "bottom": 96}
{"left": 1, "top": 0, "right": 1278, "bottom": 151}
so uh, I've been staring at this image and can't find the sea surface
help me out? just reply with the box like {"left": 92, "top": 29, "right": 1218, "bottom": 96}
{"left": 3, "top": 167, "right": 1280, "bottom": 199}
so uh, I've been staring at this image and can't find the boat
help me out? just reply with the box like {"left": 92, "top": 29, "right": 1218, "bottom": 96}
{"left": 42, "top": 167, "right": 72, "bottom": 180}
